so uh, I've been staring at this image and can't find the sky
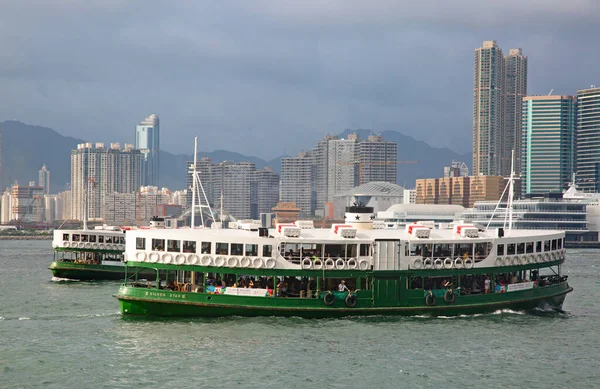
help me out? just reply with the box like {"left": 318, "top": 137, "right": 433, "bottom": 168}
{"left": 0, "top": 1, "right": 598, "bottom": 160}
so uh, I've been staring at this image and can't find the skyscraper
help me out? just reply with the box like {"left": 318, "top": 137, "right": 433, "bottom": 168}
{"left": 38, "top": 164, "right": 51, "bottom": 194}
{"left": 522, "top": 95, "right": 576, "bottom": 194}
{"left": 503, "top": 48, "right": 528, "bottom": 174}
{"left": 358, "top": 135, "right": 397, "bottom": 185}
{"left": 576, "top": 87, "right": 600, "bottom": 191}
{"left": 327, "top": 135, "right": 359, "bottom": 202}
{"left": 473, "top": 40, "right": 504, "bottom": 176}
{"left": 135, "top": 114, "right": 160, "bottom": 187}
{"left": 473, "top": 41, "right": 527, "bottom": 176}
{"left": 71, "top": 142, "right": 142, "bottom": 221}
{"left": 280, "top": 151, "right": 315, "bottom": 216}
{"left": 251, "top": 167, "right": 280, "bottom": 219}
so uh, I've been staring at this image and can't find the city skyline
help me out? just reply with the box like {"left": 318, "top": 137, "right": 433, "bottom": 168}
{"left": 0, "top": 2, "right": 598, "bottom": 160}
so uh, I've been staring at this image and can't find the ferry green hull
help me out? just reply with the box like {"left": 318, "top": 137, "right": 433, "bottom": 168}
{"left": 116, "top": 282, "right": 572, "bottom": 318}
{"left": 49, "top": 261, "right": 155, "bottom": 281}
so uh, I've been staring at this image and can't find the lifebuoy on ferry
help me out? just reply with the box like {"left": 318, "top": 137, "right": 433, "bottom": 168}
{"left": 345, "top": 294, "right": 358, "bottom": 308}
{"left": 227, "top": 257, "right": 239, "bottom": 267}
{"left": 425, "top": 292, "right": 436, "bottom": 306}
{"left": 423, "top": 258, "right": 433, "bottom": 269}
{"left": 240, "top": 256, "right": 252, "bottom": 268}
{"left": 347, "top": 258, "right": 358, "bottom": 269}
{"left": 78, "top": 242, "right": 85, "bottom": 248}
{"left": 301, "top": 257, "right": 313, "bottom": 269}
{"left": 162, "top": 253, "right": 173, "bottom": 264}
{"left": 520, "top": 255, "right": 528, "bottom": 265}
{"left": 325, "top": 258, "right": 335, "bottom": 270}
{"left": 323, "top": 292, "right": 335, "bottom": 306}
{"left": 199, "top": 255, "right": 211, "bottom": 266}
{"left": 265, "top": 258, "right": 276, "bottom": 269}
{"left": 443, "top": 257, "right": 453, "bottom": 269}
{"left": 63, "top": 241, "right": 70, "bottom": 248}
{"left": 551, "top": 252, "right": 558, "bottom": 261}
{"left": 253, "top": 257, "right": 264, "bottom": 269}
{"left": 536, "top": 254, "right": 543, "bottom": 263}
{"left": 434, "top": 258, "right": 443, "bottom": 269}
{"left": 413, "top": 257, "right": 423, "bottom": 269}
{"left": 544, "top": 253, "right": 551, "bottom": 262}
{"left": 503, "top": 256, "right": 512, "bottom": 266}
{"left": 187, "top": 254, "right": 200, "bottom": 265}
{"left": 148, "top": 252, "right": 160, "bottom": 263}
{"left": 464, "top": 257, "right": 474, "bottom": 269}
{"left": 335, "top": 258, "right": 345, "bottom": 270}
{"left": 444, "top": 290, "right": 456, "bottom": 304}
{"left": 454, "top": 257, "right": 464, "bottom": 269}
{"left": 214, "top": 256, "right": 225, "bottom": 267}
{"left": 313, "top": 258, "right": 323, "bottom": 270}
{"left": 136, "top": 251, "right": 147, "bottom": 262}
{"left": 527, "top": 254, "right": 535, "bottom": 264}
{"left": 358, "top": 259, "right": 370, "bottom": 270}
{"left": 175, "top": 254, "right": 186, "bottom": 265}
{"left": 512, "top": 256, "right": 520, "bottom": 266}
{"left": 84, "top": 242, "right": 91, "bottom": 249}
{"left": 495, "top": 257, "right": 503, "bottom": 267}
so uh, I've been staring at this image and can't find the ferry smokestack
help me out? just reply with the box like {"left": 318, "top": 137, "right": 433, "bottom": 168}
{"left": 344, "top": 204, "right": 375, "bottom": 230}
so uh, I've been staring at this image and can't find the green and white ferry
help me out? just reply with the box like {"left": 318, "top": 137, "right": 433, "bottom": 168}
{"left": 116, "top": 206, "right": 572, "bottom": 317}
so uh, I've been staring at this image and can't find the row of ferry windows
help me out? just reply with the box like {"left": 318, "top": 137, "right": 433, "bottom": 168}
{"left": 496, "top": 238, "right": 563, "bottom": 256}
{"left": 62, "top": 233, "right": 124, "bottom": 244}
{"left": 136, "top": 238, "right": 273, "bottom": 257}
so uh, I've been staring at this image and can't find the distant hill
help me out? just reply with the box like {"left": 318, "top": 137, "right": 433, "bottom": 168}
{"left": 0, "top": 121, "right": 470, "bottom": 193}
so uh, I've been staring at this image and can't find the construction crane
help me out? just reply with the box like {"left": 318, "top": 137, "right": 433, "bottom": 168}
{"left": 338, "top": 159, "right": 418, "bottom": 185}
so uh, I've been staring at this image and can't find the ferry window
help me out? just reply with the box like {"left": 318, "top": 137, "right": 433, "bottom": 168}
{"left": 301, "top": 243, "right": 323, "bottom": 259}
{"left": 324, "top": 244, "right": 344, "bottom": 258}
{"left": 81, "top": 234, "right": 88, "bottom": 242}
{"left": 263, "top": 245, "right": 272, "bottom": 257}
{"left": 507, "top": 244, "right": 516, "bottom": 255}
{"left": 183, "top": 241, "right": 196, "bottom": 253}
{"left": 551, "top": 239, "right": 557, "bottom": 250}
{"left": 433, "top": 244, "right": 451, "bottom": 258}
{"left": 167, "top": 240, "right": 181, "bottom": 253}
{"left": 517, "top": 243, "right": 525, "bottom": 255}
{"left": 544, "top": 240, "right": 550, "bottom": 252}
{"left": 360, "top": 244, "right": 370, "bottom": 256}
{"left": 282, "top": 243, "right": 301, "bottom": 262}
{"left": 536, "top": 241, "right": 542, "bottom": 252}
{"left": 98, "top": 235, "right": 104, "bottom": 243}
{"left": 558, "top": 239, "right": 563, "bottom": 249}
{"left": 410, "top": 277, "right": 423, "bottom": 289}
{"left": 346, "top": 244, "right": 358, "bottom": 258}
{"left": 119, "top": 236, "right": 125, "bottom": 244}
{"left": 106, "top": 236, "right": 113, "bottom": 243}
{"left": 245, "top": 244, "right": 258, "bottom": 257}
{"left": 497, "top": 244, "right": 504, "bottom": 256}
{"left": 89, "top": 235, "right": 97, "bottom": 243}
{"left": 72, "top": 234, "right": 80, "bottom": 242}
{"left": 475, "top": 243, "right": 490, "bottom": 260}
{"left": 231, "top": 243, "right": 243, "bottom": 256}
{"left": 152, "top": 239, "right": 165, "bottom": 251}
{"left": 455, "top": 243, "right": 473, "bottom": 259}
{"left": 63, "top": 234, "right": 69, "bottom": 241}
{"left": 526, "top": 242, "right": 534, "bottom": 254}
{"left": 216, "top": 242, "right": 229, "bottom": 255}
{"left": 201, "top": 242, "right": 211, "bottom": 254}
{"left": 136, "top": 237, "right": 146, "bottom": 250}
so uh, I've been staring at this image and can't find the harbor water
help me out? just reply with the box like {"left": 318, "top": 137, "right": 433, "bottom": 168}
{"left": 1, "top": 240, "right": 599, "bottom": 389}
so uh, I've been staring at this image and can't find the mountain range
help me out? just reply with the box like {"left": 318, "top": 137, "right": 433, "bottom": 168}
{"left": 0, "top": 120, "right": 471, "bottom": 193}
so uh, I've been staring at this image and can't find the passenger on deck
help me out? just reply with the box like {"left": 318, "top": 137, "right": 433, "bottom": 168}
{"left": 338, "top": 280, "right": 349, "bottom": 292}
{"left": 484, "top": 276, "right": 491, "bottom": 294}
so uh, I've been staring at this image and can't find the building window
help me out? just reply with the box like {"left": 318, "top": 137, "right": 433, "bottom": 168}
{"left": 167, "top": 240, "right": 181, "bottom": 253}
{"left": 183, "top": 241, "right": 196, "bottom": 253}
{"left": 136, "top": 237, "right": 145, "bottom": 250}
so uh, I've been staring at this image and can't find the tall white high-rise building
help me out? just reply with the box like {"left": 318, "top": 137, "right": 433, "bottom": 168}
{"left": 38, "top": 165, "right": 51, "bottom": 194}
{"left": 576, "top": 87, "right": 600, "bottom": 191}
{"left": 359, "top": 135, "right": 397, "bottom": 184}
{"left": 251, "top": 167, "right": 280, "bottom": 219}
{"left": 71, "top": 142, "right": 142, "bottom": 221}
{"left": 211, "top": 161, "right": 256, "bottom": 220}
{"left": 327, "top": 134, "right": 359, "bottom": 202}
{"left": 0, "top": 188, "right": 12, "bottom": 223}
{"left": 135, "top": 114, "right": 160, "bottom": 187}
{"left": 280, "top": 151, "right": 314, "bottom": 217}
{"left": 503, "top": 48, "right": 528, "bottom": 174}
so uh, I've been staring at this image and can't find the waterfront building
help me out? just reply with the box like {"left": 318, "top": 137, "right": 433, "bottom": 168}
{"left": 358, "top": 135, "right": 397, "bottom": 185}
{"left": 103, "top": 187, "right": 170, "bottom": 225}
{"left": 135, "top": 114, "right": 160, "bottom": 187}
{"left": 313, "top": 135, "right": 337, "bottom": 215}
{"left": 503, "top": 48, "right": 528, "bottom": 174}
{"left": 251, "top": 167, "right": 280, "bottom": 219}
{"left": 57, "top": 190, "right": 72, "bottom": 221}
{"left": 521, "top": 95, "right": 576, "bottom": 194}
{"left": 0, "top": 188, "right": 12, "bottom": 223}
{"left": 473, "top": 40, "right": 504, "bottom": 176}
{"left": 38, "top": 165, "right": 50, "bottom": 194}
{"left": 71, "top": 142, "right": 142, "bottom": 221}
{"left": 327, "top": 135, "right": 359, "bottom": 203}
{"left": 473, "top": 41, "right": 527, "bottom": 177}
{"left": 443, "top": 161, "right": 469, "bottom": 178}
{"left": 403, "top": 189, "right": 416, "bottom": 204}
{"left": 280, "top": 151, "right": 315, "bottom": 217}
{"left": 211, "top": 161, "right": 255, "bottom": 220}
{"left": 11, "top": 184, "right": 45, "bottom": 222}
{"left": 576, "top": 87, "right": 600, "bottom": 191}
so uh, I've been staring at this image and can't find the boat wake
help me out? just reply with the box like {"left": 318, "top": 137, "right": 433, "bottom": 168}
{"left": 51, "top": 276, "right": 80, "bottom": 282}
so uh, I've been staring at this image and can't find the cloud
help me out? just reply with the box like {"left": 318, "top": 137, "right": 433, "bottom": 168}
{"left": 0, "top": 1, "right": 598, "bottom": 160}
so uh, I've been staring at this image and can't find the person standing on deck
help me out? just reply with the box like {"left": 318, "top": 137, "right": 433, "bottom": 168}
{"left": 484, "top": 276, "right": 491, "bottom": 294}
{"left": 338, "top": 280, "right": 349, "bottom": 292}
